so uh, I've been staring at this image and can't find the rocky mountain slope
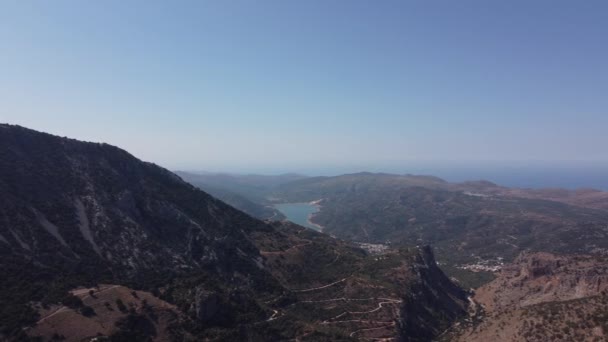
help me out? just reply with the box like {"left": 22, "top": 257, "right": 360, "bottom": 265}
{"left": 0, "top": 124, "right": 283, "bottom": 340}
{"left": 447, "top": 252, "right": 608, "bottom": 341}
{"left": 0, "top": 125, "right": 467, "bottom": 341}
{"left": 474, "top": 252, "right": 608, "bottom": 311}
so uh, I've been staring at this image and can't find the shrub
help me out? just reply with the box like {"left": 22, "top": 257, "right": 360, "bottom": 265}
{"left": 80, "top": 305, "right": 96, "bottom": 317}
{"left": 116, "top": 299, "right": 128, "bottom": 313}
{"left": 62, "top": 294, "right": 83, "bottom": 309}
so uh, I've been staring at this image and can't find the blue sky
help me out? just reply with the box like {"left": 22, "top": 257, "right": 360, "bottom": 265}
{"left": 1, "top": 1, "right": 607, "bottom": 173}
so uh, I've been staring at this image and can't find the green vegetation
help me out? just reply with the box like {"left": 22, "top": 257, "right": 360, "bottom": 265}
{"left": 79, "top": 305, "right": 96, "bottom": 317}
{"left": 439, "top": 264, "right": 496, "bottom": 289}
{"left": 517, "top": 295, "right": 608, "bottom": 341}
{"left": 272, "top": 172, "right": 608, "bottom": 287}
{"left": 110, "top": 313, "right": 155, "bottom": 342}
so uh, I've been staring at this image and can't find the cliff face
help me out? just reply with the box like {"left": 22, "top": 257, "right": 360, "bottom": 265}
{"left": 397, "top": 246, "right": 468, "bottom": 342}
{"left": 447, "top": 252, "right": 608, "bottom": 342}
{"left": 475, "top": 251, "right": 608, "bottom": 312}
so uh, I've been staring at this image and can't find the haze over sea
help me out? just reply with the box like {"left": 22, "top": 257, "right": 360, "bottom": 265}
{"left": 407, "top": 163, "right": 608, "bottom": 190}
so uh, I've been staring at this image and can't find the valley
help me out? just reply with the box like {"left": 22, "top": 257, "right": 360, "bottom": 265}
{"left": 175, "top": 169, "right": 608, "bottom": 341}
{"left": 266, "top": 173, "right": 608, "bottom": 288}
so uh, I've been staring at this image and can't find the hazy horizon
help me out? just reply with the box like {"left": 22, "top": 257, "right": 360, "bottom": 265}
{"left": 7, "top": 122, "right": 608, "bottom": 191}
{"left": 177, "top": 160, "right": 608, "bottom": 191}
{"left": 2, "top": 1, "right": 607, "bottom": 182}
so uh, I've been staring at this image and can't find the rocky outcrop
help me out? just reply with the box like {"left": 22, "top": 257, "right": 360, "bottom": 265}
{"left": 190, "top": 288, "right": 219, "bottom": 322}
{"left": 449, "top": 252, "right": 608, "bottom": 342}
{"left": 397, "top": 246, "right": 468, "bottom": 342}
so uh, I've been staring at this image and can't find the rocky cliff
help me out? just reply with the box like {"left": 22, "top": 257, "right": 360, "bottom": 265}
{"left": 398, "top": 246, "right": 468, "bottom": 342}
{"left": 447, "top": 252, "right": 608, "bottom": 342}
{"left": 474, "top": 251, "right": 608, "bottom": 312}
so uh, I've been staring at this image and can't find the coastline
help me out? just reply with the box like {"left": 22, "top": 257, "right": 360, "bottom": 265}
{"left": 307, "top": 199, "right": 324, "bottom": 232}
{"left": 307, "top": 213, "right": 324, "bottom": 232}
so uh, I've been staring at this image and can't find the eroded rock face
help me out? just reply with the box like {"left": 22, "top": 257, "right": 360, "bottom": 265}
{"left": 476, "top": 252, "right": 608, "bottom": 313}
{"left": 397, "top": 246, "right": 468, "bottom": 342}
{"left": 448, "top": 252, "right": 608, "bottom": 342}
{"left": 192, "top": 288, "right": 221, "bottom": 322}
{"left": 518, "top": 252, "right": 561, "bottom": 279}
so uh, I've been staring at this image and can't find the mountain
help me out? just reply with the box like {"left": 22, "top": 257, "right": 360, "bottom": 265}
{"left": 446, "top": 251, "right": 608, "bottom": 341}
{"left": 0, "top": 125, "right": 467, "bottom": 341}
{"left": 175, "top": 171, "right": 308, "bottom": 220}
{"left": 272, "top": 172, "right": 608, "bottom": 287}
{"left": 175, "top": 171, "right": 306, "bottom": 204}
{"left": 0, "top": 124, "right": 283, "bottom": 340}
{"left": 451, "top": 182, "right": 608, "bottom": 211}
{"left": 174, "top": 178, "right": 284, "bottom": 220}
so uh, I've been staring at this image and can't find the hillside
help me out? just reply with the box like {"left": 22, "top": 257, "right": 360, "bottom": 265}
{"left": 0, "top": 125, "right": 467, "bottom": 341}
{"left": 447, "top": 252, "right": 608, "bottom": 341}
{"left": 449, "top": 181, "right": 608, "bottom": 211}
{"left": 27, "top": 285, "right": 182, "bottom": 341}
{"left": 250, "top": 222, "right": 468, "bottom": 341}
{"left": 175, "top": 171, "right": 305, "bottom": 204}
{"left": 272, "top": 173, "right": 608, "bottom": 287}
{"left": 175, "top": 171, "right": 307, "bottom": 220}
{"left": 176, "top": 178, "right": 284, "bottom": 220}
{"left": 0, "top": 124, "right": 284, "bottom": 340}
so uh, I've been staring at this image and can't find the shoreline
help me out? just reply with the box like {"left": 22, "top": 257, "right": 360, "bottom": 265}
{"left": 307, "top": 213, "right": 324, "bottom": 232}
{"left": 274, "top": 199, "right": 325, "bottom": 232}
{"left": 307, "top": 199, "right": 324, "bottom": 232}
